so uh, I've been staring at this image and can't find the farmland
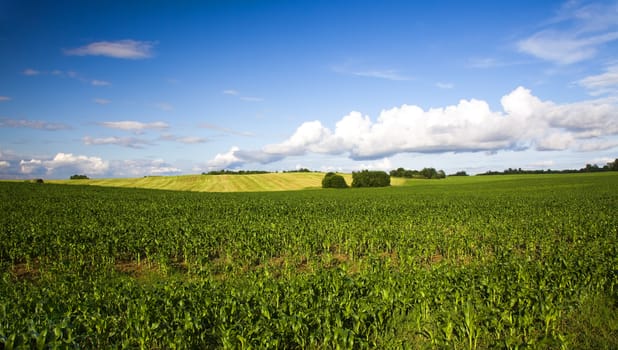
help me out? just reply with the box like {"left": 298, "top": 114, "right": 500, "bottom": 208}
{"left": 47, "top": 172, "right": 406, "bottom": 192}
{"left": 1, "top": 173, "right": 617, "bottom": 348}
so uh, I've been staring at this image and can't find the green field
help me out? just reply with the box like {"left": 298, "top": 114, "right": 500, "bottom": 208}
{"left": 1, "top": 173, "right": 617, "bottom": 348}
{"left": 47, "top": 172, "right": 409, "bottom": 192}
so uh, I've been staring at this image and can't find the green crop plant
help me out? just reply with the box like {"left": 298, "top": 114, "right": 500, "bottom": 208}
{"left": 0, "top": 173, "right": 616, "bottom": 348}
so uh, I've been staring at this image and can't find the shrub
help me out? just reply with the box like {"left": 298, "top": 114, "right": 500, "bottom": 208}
{"left": 70, "top": 174, "right": 89, "bottom": 180}
{"left": 322, "top": 173, "right": 348, "bottom": 188}
{"left": 351, "top": 170, "right": 390, "bottom": 187}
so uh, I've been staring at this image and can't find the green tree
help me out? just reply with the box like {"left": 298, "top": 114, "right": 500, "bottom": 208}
{"left": 322, "top": 173, "right": 348, "bottom": 188}
{"left": 351, "top": 170, "right": 390, "bottom": 187}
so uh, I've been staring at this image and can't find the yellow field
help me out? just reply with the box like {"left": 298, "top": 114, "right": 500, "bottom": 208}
{"left": 46, "top": 172, "right": 405, "bottom": 192}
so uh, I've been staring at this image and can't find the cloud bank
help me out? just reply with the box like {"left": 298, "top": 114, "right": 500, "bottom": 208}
{"left": 207, "top": 86, "right": 618, "bottom": 169}
{"left": 0, "top": 150, "right": 182, "bottom": 179}
{"left": 19, "top": 153, "right": 109, "bottom": 176}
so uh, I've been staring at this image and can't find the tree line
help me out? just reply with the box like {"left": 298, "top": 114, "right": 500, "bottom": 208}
{"left": 480, "top": 158, "right": 618, "bottom": 175}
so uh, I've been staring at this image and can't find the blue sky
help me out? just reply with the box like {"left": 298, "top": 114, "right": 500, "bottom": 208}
{"left": 1, "top": 0, "right": 617, "bottom": 179}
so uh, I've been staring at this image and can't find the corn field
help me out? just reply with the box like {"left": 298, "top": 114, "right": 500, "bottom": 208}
{"left": 1, "top": 173, "right": 616, "bottom": 349}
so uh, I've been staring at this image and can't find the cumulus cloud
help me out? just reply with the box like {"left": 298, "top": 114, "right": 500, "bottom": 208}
{"left": 0, "top": 118, "right": 70, "bottom": 130}
{"left": 99, "top": 120, "right": 169, "bottom": 133}
{"left": 207, "top": 86, "right": 618, "bottom": 169}
{"left": 19, "top": 159, "right": 42, "bottom": 174}
{"left": 65, "top": 40, "right": 155, "bottom": 59}
{"left": 208, "top": 146, "right": 245, "bottom": 169}
{"left": 83, "top": 136, "right": 152, "bottom": 148}
{"left": 20, "top": 153, "right": 109, "bottom": 176}
{"left": 517, "top": 2, "right": 618, "bottom": 64}
{"left": 1, "top": 150, "right": 185, "bottom": 179}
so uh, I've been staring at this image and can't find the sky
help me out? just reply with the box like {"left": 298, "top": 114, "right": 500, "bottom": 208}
{"left": 1, "top": 0, "right": 617, "bottom": 179}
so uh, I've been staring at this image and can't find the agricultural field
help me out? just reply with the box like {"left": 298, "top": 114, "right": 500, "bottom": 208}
{"left": 46, "top": 172, "right": 411, "bottom": 192}
{"left": 1, "top": 173, "right": 617, "bottom": 349}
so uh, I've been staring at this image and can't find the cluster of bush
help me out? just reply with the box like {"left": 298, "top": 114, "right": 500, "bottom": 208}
{"left": 351, "top": 170, "right": 390, "bottom": 187}
{"left": 321, "top": 172, "right": 348, "bottom": 188}
{"left": 322, "top": 170, "right": 392, "bottom": 189}
{"left": 389, "top": 167, "right": 446, "bottom": 179}
{"left": 70, "top": 174, "right": 89, "bottom": 180}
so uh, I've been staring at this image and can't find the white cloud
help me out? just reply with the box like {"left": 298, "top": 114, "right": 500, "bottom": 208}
{"left": 576, "top": 139, "right": 618, "bottom": 152}
{"left": 65, "top": 40, "right": 155, "bottom": 59}
{"left": 175, "top": 136, "right": 208, "bottom": 144}
{"left": 517, "top": 2, "right": 618, "bottom": 64}
{"left": 111, "top": 159, "right": 181, "bottom": 177}
{"left": 83, "top": 136, "right": 152, "bottom": 148}
{"left": 0, "top": 160, "right": 10, "bottom": 168}
{"left": 224, "top": 89, "right": 263, "bottom": 102}
{"left": 436, "top": 82, "right": 454, "bottom": 89}
{"left": 160, "top": 134, "right": 208, "bottom": 144}
{"left": 528, "top": 160, "right": 555, "bottom": 168}
{"left": 578, "top": 65, "right": 618, "bottom": 96}
{"left": 357, "top": 158, "right": 393, "bottom": 171}
{"left": 0, "top": 118, "right": 70, "bottom": 130}
{"left": 0, "top": 96, "right": 11, "bottom": 102}
{"left": 351, "top": 70, "right": 411, "bottom": 81}
{"left": 22, "top": 69, "right": 110, "bottom": 87}
{"left": 20, "top": 153, "right": 109, "bottom": 176}
{"left": 207, "top": 86, "right": 618, "bottom": 169}
{"left": 518, "top": 31, "right": 618, "bottom": 64}
{"left": 23, "top": 68, "right": 40, "bottom": 76}
{"left": 207, "top": 146, "right": 244, "bottom": 169}
{"left": 19, "top": 159, "right": 42, "bottom": 174}
{"left": 332, "top": 63, "right": 412, "bottom": 81}
{"left": 99, "top": 121, "right": 169, "bottom": 133}
{"left": 91, "top": 79, "right": 111, "bottom": 86}
{"left": 93, "top": 98, "right": 111, "bottom": 105}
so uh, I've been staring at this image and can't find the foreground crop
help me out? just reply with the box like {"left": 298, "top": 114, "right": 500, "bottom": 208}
{"left": 1, "top": 174, "right": 617, "bottom": 348}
